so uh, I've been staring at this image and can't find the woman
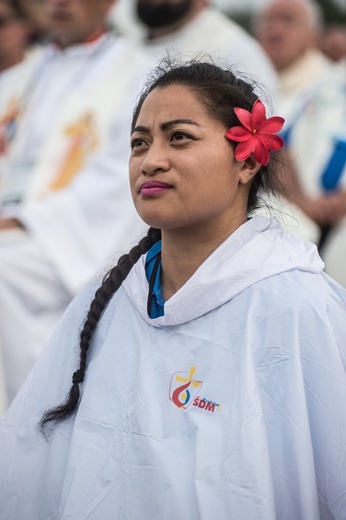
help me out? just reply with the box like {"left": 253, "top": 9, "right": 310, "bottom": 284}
{"left": 0, "top": 60, "right": 345, "bottom": 520}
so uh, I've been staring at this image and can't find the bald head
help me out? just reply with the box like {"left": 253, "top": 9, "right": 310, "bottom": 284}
{"left": 254, "top": 0, "right": 323, "bottom": 71}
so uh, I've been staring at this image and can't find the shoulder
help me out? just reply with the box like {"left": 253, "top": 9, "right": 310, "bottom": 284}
{"left": 251, "top": 268, "right": 345, "bottom": 312}
{"left": 60, "top": 281, "right": 100, "bottom": 324}
{"left": 0, "top": 46, "right": 43, "bottom": 93}
{"left": 242, "top": 269, "right": 346, "bottom": 350}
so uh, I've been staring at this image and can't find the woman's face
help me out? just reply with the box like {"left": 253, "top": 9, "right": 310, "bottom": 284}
{"left": 129, "top": 84, "right": 257, "bottom": 238}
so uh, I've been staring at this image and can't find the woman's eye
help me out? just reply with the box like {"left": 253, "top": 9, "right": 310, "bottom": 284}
{"left": 131, "top": 138, "right": 146, "bottom": 150}
{"left": 171, "top": 132, "right": 189, "bottom": 142}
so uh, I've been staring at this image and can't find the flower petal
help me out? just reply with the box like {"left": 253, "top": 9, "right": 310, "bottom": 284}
{"left": 226, "top": 126, "right": 252, "bottom": 142}
{"left": 234, "top": 139, "right": 255, "bottom": 161}
{"left": 258, "top": 116, "right": 285, "bottom": 133}
{"left": 253, "top": 138, "right": 270, "bottom": 165}
{"left": 234, "top": 107, "right": 252, "bottom": 132}
{"left": 252, "top": 100, "right": 266, "bottom": 130}
{"left": 257, "top": 133, "right": 284, "bottom": 150}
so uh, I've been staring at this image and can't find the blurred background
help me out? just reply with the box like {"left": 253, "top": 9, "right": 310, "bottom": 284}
{"left": 111, "top": 0, "right": 346, "bottom": 36}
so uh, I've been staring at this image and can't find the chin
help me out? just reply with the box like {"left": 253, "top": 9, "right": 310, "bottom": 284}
{"left": 136, "top": 210, "right": 163, "bottom": 230}
{"left": 138, "top": 214, "right": 179, "bottom": 232}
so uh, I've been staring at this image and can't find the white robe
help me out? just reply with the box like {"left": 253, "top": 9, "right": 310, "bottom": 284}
{"left": 276, "top": 50, "right": 337, "bottom": 121}
{"left": 0, "top": 34, "right": 147, "bottom": 406}
{"left": 0, "top": 34, "right": 140, "bottom": 205}
{"left": 1, "top": 216, "right": 345, "bottom": 520}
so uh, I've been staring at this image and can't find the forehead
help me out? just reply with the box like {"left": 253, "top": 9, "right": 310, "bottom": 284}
{"left": 264, "top": 0, "right": 309, "bottom": 23}
{"left": 136, "top": 85, "right": 209, "bottom": 123}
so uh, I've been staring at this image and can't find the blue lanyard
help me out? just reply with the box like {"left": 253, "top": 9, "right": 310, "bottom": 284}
{"left": 145, "top": 241, "right": 165, "bottom": 318}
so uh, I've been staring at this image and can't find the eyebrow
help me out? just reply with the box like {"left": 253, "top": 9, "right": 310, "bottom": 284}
{"left": 132, "top": 119, "right": 202, "bottom": 134}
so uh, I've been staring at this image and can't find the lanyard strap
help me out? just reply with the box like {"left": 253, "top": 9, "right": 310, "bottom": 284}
{"left": 147, "top": 252, "right": 162, "bottom": 317}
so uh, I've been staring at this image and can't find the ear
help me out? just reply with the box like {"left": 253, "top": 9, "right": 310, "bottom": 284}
{"left": 238, "top": 154, "right": 261, "bottom": 185}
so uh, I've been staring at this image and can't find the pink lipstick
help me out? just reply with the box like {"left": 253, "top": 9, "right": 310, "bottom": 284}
{"left": 140, "top": 181, "right": 172, "bottom": 197}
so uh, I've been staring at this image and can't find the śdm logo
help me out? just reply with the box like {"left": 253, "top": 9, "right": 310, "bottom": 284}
{"left": 169, "top": 366, "right": 202, "bottom": 409}
{"left": 169, "top": 366, "right": 221, "bottom": 413}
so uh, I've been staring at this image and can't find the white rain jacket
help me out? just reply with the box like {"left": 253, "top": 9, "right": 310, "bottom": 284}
{"left": 0, "top": 216, "right": 345, "bottom": 520}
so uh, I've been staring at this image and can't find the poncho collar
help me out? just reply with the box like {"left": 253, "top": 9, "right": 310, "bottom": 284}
{"left": 122, "top": 215, "right": 324, "bottom": 327}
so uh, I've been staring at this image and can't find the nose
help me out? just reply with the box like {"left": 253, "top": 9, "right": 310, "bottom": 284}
{"left": 140, "top": 141, "right": 170, "bottom": 176}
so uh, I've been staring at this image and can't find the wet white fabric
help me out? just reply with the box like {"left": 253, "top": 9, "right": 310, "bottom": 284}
{"left": 0, "top": 216, "right": 345, "bottom": 520}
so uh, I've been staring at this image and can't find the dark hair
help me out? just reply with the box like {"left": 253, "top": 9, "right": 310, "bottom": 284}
{"left": 40, "top": 59, "right": 281, "bottom": 432}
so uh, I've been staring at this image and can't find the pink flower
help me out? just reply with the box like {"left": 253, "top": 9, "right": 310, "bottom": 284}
{"left": 225, "top": 100, "right": 285, "bottom": 166}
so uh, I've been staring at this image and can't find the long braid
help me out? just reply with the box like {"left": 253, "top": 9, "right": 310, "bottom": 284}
{"left": 39, "top": 227, "right": 161, "bottom": 432}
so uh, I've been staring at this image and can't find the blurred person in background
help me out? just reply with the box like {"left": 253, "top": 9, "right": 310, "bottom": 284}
{"left": 253, "top": 0, "right": 335, "bottom": 116}
{"left": 113, "top": 0, "right": 278, "bottom": 93}
{"left": 320, "top": 24, "right": 346, "bottom": 63}
{"left": 0, "top": 0, "right": 40, "bottom": 413}
{"left": 15, "top": 0, "right": 47, "bottom": 43}
{"left": 319, "top": 24, "right": 346, "bottom": 79}
{"left": 254, "top": 0, "right": 346, "bottom": 287}
{"left": 0, "top": 0, "right": 146, "bottom": 411}
{"left": 0, "top": 0, "right": 34, "bottom": 73}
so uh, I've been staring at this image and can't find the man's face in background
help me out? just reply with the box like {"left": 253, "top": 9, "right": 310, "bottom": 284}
{"left": 136, "top": 0, "right": 193, "bottom": 29}
{"left": 43, "top": 0, "right": 114, "bottom": 47}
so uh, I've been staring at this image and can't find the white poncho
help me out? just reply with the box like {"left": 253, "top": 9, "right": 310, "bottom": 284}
{"left": 1, "top": 216, "right": 345, "bottom": 520}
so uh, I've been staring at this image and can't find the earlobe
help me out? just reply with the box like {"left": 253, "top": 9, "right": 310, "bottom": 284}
{"left": 238, "top": 155, "right": 261, "bottom": 185}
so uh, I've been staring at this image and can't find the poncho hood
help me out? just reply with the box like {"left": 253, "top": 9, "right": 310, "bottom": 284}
{"left": 123, "top": 216, "right": 324, "bottom": 327}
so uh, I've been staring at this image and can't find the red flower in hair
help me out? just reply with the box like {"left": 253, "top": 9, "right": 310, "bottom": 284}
{"left": 225, "top": 100, "right": 285, "bottom": 166}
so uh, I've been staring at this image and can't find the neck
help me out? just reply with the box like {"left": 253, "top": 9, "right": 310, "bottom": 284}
{"left": 276, "top": 48, "right": 311, "bottom": 73}
{"left": 160, "top": 216, "right": 246, "bottom": 301}
{"left": 0, "top": 50, "right": 25, "bottom": 73}
{"left": 53, "top": 27, "right": 107, "bottom": 50}
{"left": 83, "top": 28, "right": 107, "bottom": 43}
{"left": 148, "top": 5, "right": 204, "bottom": 39}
